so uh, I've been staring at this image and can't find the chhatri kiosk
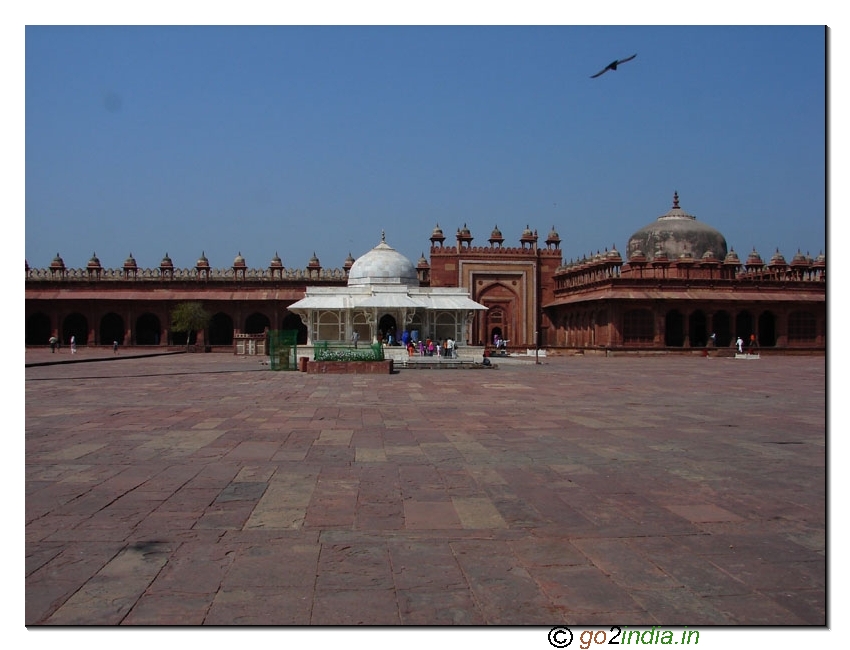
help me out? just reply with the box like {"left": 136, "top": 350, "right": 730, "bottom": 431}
{"left": 288, "top": 233, "right": 487, "bottom": 357}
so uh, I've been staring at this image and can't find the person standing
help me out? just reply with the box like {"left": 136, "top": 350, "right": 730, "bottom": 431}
{"left": 736, "top": 336, "right": 744, "bottom": 354}
{"left": 113, "top": 340, "right": 119, "bottom": 354}
{"left": 49, "top": 336, "right": 57, "bottom": 353}
{"left": 70, "top": 335, "right": 76, "bottom": 354}
{"left": 352, "top": 331, "right": 360, "bottom": 349}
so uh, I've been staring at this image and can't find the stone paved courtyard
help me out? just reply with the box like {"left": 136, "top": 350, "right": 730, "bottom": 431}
{"left": 24, "top": 349, "right": 826, "bottom": 626}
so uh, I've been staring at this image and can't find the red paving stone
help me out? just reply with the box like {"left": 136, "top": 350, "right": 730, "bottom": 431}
{"left": 24, "top": 349, "right": 826, "bottom": 626}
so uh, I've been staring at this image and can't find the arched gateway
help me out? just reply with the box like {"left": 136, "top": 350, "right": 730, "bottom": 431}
{"left": 288, "top": 233, "right": 487, "bottom": 347}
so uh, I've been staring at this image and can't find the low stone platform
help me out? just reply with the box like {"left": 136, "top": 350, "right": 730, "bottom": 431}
{"left": 305, "top": 359, "right": 394, "bottom": 374}
{"left": 396, "top": 357, "right": 487, "bottom": 370}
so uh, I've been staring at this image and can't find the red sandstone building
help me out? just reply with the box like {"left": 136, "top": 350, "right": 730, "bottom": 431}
{"left": 545, "top": 193, "right": 826, "bottom": 351}
{"left": 425, "top": 222, "right": 562, "bottom": 348}
{"left": 25, "top": 193, "right": 825, "bottom": 354}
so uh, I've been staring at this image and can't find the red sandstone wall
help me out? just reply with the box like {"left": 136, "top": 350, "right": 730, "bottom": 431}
{"left": 305, "top": 360, "right": 394, "bottom": 374}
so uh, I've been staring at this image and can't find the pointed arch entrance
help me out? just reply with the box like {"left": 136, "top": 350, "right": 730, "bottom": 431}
{"left": 136, "top": 313, "right": 161, "bottom": 345}
{"left": 477, "top": 281, "right": 519, "bottom": 348}
{"left": 736, "top": 311, "right": 754, "bottom": 341}
{"left": 689, "top": 310, "right": 708, "bottom": 347}
{"left": 62, "top": 312, "right": 88, "bottom": 345}
{"left": 245, "top": 312, "right": 270, "bottom": 334}
{"left": 209, "top": 312, "right": 234, "bottom": 346}
{"left": 26, "top": 312, "right": 52, "bottom": 346}
{"left": 758, "top": 311, "right": 777, "bottom": 347}
{"left": 665, "top": 309, "right": 685, "bottom": 347}
{"left": 378, "top": 314, "right": 398, "bottom": 344}
{"left": 713, "top": 310, "right": 732, "bottom": 347}
{"left": 100, "top": 312, "right": 124, "bottom": 346}
{"left": 281, "top": 311, "right": 308, "bottom": 345}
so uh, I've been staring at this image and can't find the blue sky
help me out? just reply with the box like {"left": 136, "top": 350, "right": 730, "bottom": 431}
{"left": 23, "top": 21, "right": 826, "bottom": 273}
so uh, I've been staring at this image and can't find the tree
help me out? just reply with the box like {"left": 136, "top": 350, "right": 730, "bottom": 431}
{"left": 170, "top": 302, "right": 211, "bottom": 350}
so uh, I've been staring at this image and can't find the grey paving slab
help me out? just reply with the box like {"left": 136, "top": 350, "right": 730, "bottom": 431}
{"left": 24, "top": 351, "right": 826, "bottom": 625}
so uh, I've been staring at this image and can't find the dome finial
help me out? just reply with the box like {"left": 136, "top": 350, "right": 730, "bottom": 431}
{"left": 672, "top": 191, "right": 680, "bottom": 209}
{"left": 381, "top": 230, "right": 386, "bottom": 243}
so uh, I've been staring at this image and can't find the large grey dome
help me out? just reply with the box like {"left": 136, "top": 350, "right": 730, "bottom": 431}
{"left": 627, "top": 192, "right": 728, "bottom": 261}
{"left": 347, "top": 233, "right": 418, "bottom": 287}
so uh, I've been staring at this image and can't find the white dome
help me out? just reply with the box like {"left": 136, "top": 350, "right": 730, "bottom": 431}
{"left": 347, "top": 235, "right": 418, "bottom": 287}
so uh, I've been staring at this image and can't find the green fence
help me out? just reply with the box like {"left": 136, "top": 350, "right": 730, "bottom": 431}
{"left": 313, "top": 340, "right": 384, "bottom": 362}
{"left": 268, "top": 330, "right": 299, "bottom": 371}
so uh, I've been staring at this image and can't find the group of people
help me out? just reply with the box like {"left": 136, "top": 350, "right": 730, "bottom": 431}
{"left": 48, "top": 334, "right": 78, "bottom": 354}
{"left": 406, "top": 337, "right": 457, "bottom": 358}
{"left": 356, "top": 327, "right": 460, "bottom": 358}
{"left": 47, "top": 336, "right": 120, "bottom": 354}
{"left": 492, "top": 334, "right": 508, "bottom": 351}
{"left": 354, "top": 328, "right": 459, "bottom": 358}
{"left": 736, "top": 334, "right": 759, "bottom": 354}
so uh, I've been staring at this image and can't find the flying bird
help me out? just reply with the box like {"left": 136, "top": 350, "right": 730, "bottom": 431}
{"left": 590, "top": 54, "right": 637, "bottom": 78}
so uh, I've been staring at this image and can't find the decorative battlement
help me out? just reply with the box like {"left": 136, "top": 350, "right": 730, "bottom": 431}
{"left": 26, "top": 249, "right": 356, "bottom": 283}
{"left": 554, "top": 245, "right": 825, "bottom": 289}
{"left": 26, "top": 265, "right": 351, "bottom": 282}
{"left": 429, "top": 244, "right": 562, "bottom": 256}
{"left": 429, "top": 223, "right": 561, "bottom": 253}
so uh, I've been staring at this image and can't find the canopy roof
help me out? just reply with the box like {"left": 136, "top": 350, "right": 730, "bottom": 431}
{"left": 289, "top": 286, "right": 487, "bottom": 312}
{"left": 289, "top": 235, "right": 487, "bottom": 313}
